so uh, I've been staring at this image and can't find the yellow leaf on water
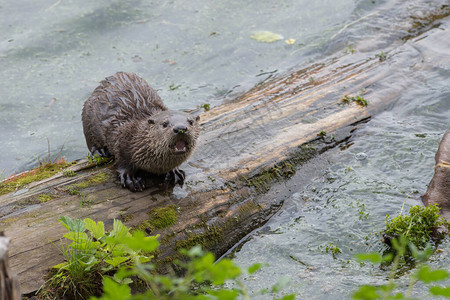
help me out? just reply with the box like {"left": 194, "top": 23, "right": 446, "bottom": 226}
{"left": 250, "top": 31, "right": 283, "bottom": 43}
{"left": 285, "top": 38, "right": 296, "bottom": 45}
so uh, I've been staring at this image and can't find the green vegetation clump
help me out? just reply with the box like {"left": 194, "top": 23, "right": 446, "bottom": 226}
{"left": 200, "top": 103, "right": 211, "bottom": 111}
{"left": 340, "top": 94, "right": 368, "bottom": 107}
{"left": 244, "top": 144, "right": 317, "bottom": 193}
{"left": 38, "top": 216, "right": 154, "bottom": 299}
{"left": 87, "top": 154, "right": 111, "bottom": 166}
{"left": 37, "top": 194, "right": 54, "bottom": 203}
{"left": 384, "top": 204, "right": 448, "bottom": 250}
{"left": 317, "top": 130, "right": 327, "bottom": 137}
{"left": 64, "top": 172, "right": 110, "bottom": 195}
{"left": 41, "top": 217, "right": 294, "bottom": 300}
{"left": 63, "top": 170, "right": 77, "bottom": 177}
{"left": 375, "top": 51, "right": 387, "bottom": 61}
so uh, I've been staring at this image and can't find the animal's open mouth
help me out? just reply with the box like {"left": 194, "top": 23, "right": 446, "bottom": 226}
{"left": 173, "top": 140, "right": 187, "bottom": 153}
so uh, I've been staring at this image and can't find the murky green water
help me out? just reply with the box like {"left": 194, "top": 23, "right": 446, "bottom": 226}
{"left": 0, "top": 0, "right": 372, "bottom": 176}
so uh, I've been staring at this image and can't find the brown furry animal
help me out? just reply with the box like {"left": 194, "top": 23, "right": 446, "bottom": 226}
{"left": 82, "top": 72, "right": 200, "bottom": 192}
{"left": 422, "top": 130, "right": 450, "bottom": 221}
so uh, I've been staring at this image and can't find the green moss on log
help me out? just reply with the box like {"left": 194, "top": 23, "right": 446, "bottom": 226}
{"left": 0, "top": 161, "right": 73, "bottom": 196}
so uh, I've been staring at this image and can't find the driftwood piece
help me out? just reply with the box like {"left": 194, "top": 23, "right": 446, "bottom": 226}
{"left": 1, "top": 12, "right": 448, "bottom": 295}
{"left": 0, "top": 232, "right": 21, "bottom": 300}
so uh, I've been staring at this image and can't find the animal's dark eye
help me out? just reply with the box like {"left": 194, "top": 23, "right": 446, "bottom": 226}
{"left": 162, "top": 121, "right": 169, "bottom": 128}
{"left": 188, "top": 119, "right": 194, "bottom": 126}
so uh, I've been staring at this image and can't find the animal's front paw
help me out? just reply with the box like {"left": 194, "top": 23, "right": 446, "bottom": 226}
{"left": 90, "top": 146, "right": 112, "bottom": 158}
{"left": 118, "top": 169, "right": 145, "bottom": 192}
{"left": 165, "top": 168, "right": 186, "bottom": 186}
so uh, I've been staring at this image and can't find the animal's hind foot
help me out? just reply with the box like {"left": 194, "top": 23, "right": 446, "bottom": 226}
{"left": 117, "top": 168, "right": 145, "bottom": 192}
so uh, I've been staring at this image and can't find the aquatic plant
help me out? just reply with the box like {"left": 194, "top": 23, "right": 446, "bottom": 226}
{"left": 383, "top": 204, "right": 448, "bottom": 251}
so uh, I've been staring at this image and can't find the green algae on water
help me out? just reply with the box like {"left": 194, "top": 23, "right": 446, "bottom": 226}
{"left": 250, "top": 31, "right": 283, "bottom": 43}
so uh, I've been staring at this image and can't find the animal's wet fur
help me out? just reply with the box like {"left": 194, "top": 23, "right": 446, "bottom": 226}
{"left": 422, "top": 130, "right": 450, "bottom": 223}
{"left": 82, "top": 72, "right": 200, "bottom": 191}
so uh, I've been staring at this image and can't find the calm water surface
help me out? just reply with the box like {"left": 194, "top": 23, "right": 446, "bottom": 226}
{"left": 0, "top": 0, "right": 365, "bottom": 175}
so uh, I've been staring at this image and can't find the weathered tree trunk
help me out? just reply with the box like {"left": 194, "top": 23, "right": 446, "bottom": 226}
{"left": 0, "top": 233, "right": 21, "bottom": 300}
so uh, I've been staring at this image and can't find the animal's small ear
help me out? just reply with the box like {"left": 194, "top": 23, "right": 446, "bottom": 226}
{"left": 195, "top": 115, "right": 200, "bottom": 122}
{"left": 148, "top": 118, "right": 155, "bottom": 124}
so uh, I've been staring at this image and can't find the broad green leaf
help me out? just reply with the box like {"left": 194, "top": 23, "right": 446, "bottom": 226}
{"left": 136, "top": 255, "right": 151, "bottom": 263}
{"left": 354, "top": 253, "right": 382, "bottom": 264}
{"left": 63, "top": 231, "right": 89, "bottom": 242}
{"left": 187, "top": 245, "right": 204, "bottom": 257}
{"left": 250, "top": 31, "right": 283, "bottom": 43}
{"left": 105, "top": 256, "right": 129, "bottom": 267}
{"left": 113, "top": 273, "right": 133, "bottom": 285}
{"left": 277, "top": 295, "right": 296, "bottom": 300}
{"left": 121, "top": 230, "right": 159, "bottom": 252}
{"left": 59, "top": 216, "right": 85, "bottom": 232}
{"left": 84, "top": 218, "right": 105, "bottom": 239}
{"left": 409, "top": 243, "right": 433, "bottom": 262}
{"left": 52, "top": 262, "right": 69, "bottom": 269}
{"left": 80, "top": 256, "right": 100, "bottom": 271}
{"left": 352, "top": 285, "right": 380, "bottom": 300}
{"left": 111, "top": 219, "right": 130, "bottom": 240}
{"left": 207, "top": 258, "right": 241, "bottom": 285}
{"left": 248, "top": 263, "right": 262, "bottom": 274}
{"left": 94, "top": 276, "right": 131, "bottom": 300}
{"left": 271, "top": 276, "right": 290, "bottom": 293}
{"left": 206, "top": 289, "right": 239, "bottom": 300}
{"left": 71, "top": 241, "right": 100, "bottom": 251}
{"left": 417, "top": 265, "right": 449, "bottom": 283}
{"left": 429, "top": 286, "right": 450, "bottom": 297}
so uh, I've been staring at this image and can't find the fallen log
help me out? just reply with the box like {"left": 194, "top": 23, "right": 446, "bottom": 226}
{"left": 1, "top": 10, "right": 449, "bottom": 295}
{"left": 0, "top": 232, "right": 21, "bottom": 300}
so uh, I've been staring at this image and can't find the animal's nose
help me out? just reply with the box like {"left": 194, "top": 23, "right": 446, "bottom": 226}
{"left": 173, "top": 125, "right": 188, "bottom": 134}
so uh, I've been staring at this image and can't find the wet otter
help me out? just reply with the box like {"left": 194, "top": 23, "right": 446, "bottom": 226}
{"left": 82, "top": 72, "right": 200, "bottom": 192}
{"left": 422, "top": 130, "right": 450, "bottom": 222}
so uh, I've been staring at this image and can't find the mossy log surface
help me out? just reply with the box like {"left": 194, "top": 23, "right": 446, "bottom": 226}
{"left": 0, "top": 15, "right": 444, "bottom": 293}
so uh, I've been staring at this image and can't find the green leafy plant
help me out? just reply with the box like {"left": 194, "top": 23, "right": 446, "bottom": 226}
{"left": 340, "top": 94, "right": 368, "bottom": 107}
{"left": 87, "top": 154, "right": 110, "bottom": 166}
{"left": 353, "top": 236, "right": 450, "bottom": 299}
{"left": 375, "top": 51, "right": 387, "bottom": 61}
{"left": 93, "top": 243, "right": 295, "bottom": 300}
{"left": 38, "top": 216, "right": 155, "bottom": 299}
{"left": 384, "top": 204, "right": 448, "bottom": 250}
{"left": 40, "top": 217, "right": 294, "bottom": 299}
{"left": 200, "top": 103, "right": 211, "bottom": 111}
